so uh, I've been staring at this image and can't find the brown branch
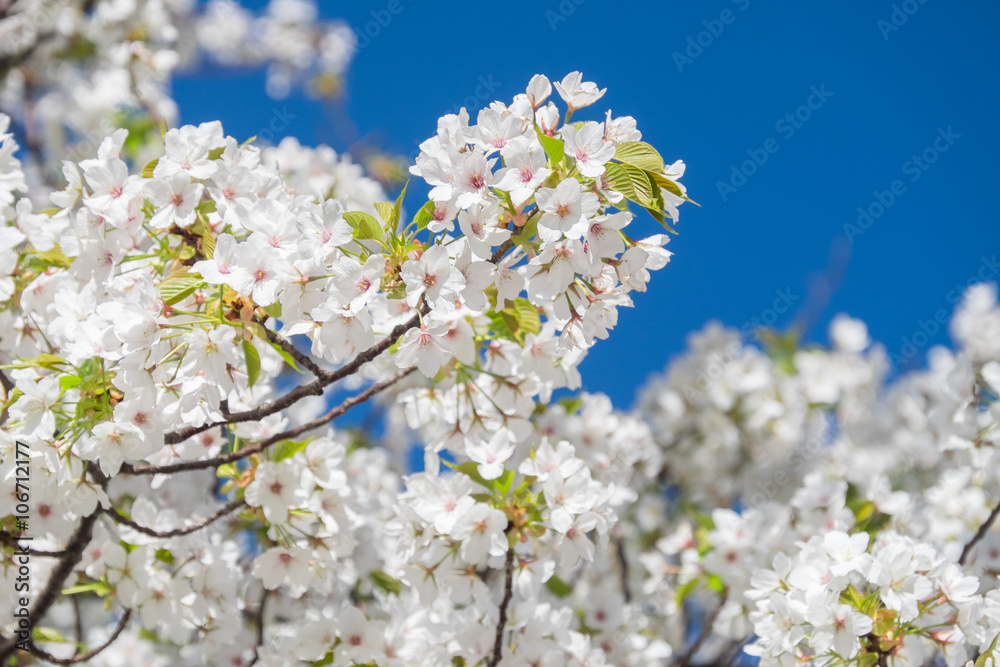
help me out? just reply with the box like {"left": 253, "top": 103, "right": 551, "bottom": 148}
{"left": 153, "top": 237, "right": 518, "bottom": 452}
{"left": 124, "top": 366, "right": 416, "bottom": 475}
{"left": 28, "top": 609, "right": 132, "bottom": 664}
{"left": 677, "top": 591, "right": 728, "bottom": 667}
{"left": 104, "top": 498, "right": 246, "bottom": 538}
{"left": 614, "top": 535, "right": 632, "bottom": 604}
{"left": 0, "top": 367, "right": 13, "bottom": 395}
{"left": 0, "top": 510, "right": 101, "bottom": 662}
{"left": 262, "top": 323, "right": 326, "bottom": 377}
{"left": 247, "top": 587, "right": 269, "bottom": 667}
{"left": 488, "top": 546, "right": 516, "bottom": 667}
{"left": 71, "top": 596, "right": 83, "bottom": 658}
{"left": 0, "top": 531, "right": 66, "bottom": 557}
{"left": 155, "top": 307, "right": 426, "bottom": 449}
{"left": 960, "top": 498, "right": 1000, "bottom": 565}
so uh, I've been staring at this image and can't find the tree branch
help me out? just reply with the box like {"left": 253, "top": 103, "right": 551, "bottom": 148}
{"left": 677, "top": 591, "right": 728, "bottom": 667}
{"left": 104, "top": 498, "right": 246, "bottom": 538}
{"left": 614, "top": 534, "right": 632, "bottom": 604}
{"left": 157, "top": 307, "right": 426, "bottom": 448}
{"left": 0, "top": 530, "right": 66, "bottom": 557}
{"left": 0, "top": 510, "right": 101, "bottom": 662}
{"left": 155, "top": 237, "right": 518, "bottom": 451}
{"left": 124, "top": 366, "right": 416, "bottom": 475}
{"left": 28, "top": 609, "right": 132, "bottom": 664}
{"left": 488, "top": 546, "right": 516, "bottom": 667}
{"left": 261, "top": 323, "right": 326, "bottom": 378}
{"left": 960, "top": 498, "right": 1000, "bottom": 565}
{"left": 247, "top": 587, "right": 269, "bottom": 667}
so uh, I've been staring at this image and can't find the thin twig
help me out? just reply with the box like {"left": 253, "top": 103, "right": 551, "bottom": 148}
{"left": 156, "top": 237, "right": 517, "bottom": 450}
{"left": 0, "top": 368, "right": 13, "bottom": 395}
{"left": 0, "top": 530, "right": 66, "bottom": 557}
{"left": 247, "top": 588, "right": 269, "bottom": 666}
{"left": 960, "top": 498, "right": 1000, "bottom": 565}
{"left": 104, "top": 498, "right": 246, "bottom": 538}
{"left": 614, "top": 534, "right": 632, "bottom": 603}
{"left": 262, "top": 323, "right": 326, "bottom": 377}
{"left": 28, "top": 609, "right": 132, "bottom": 664}
{"left": 488, "top": 546, "right": 516, "bottom": 667}
{"left": 124, "top": 366, "right": 416, "bottom": 475}
{"left": 156, "top": 308, "right": 426, "bottom": 448}
{"left": 677, "top": 591, "right": 728, "bottom": 667}
{"left": 71, "top": 595, "right": 83, "bottom": 658}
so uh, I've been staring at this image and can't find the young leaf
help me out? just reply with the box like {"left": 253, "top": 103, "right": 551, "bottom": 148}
{"left": 344, "top": 211, "right": 383, "bottom": 241}
{"left": 159, "top": 274, "right": 204, "bottom": 306}
{"left": 535, "top": 127, "right": 565, "bottom": 164}
{"left": 614, "top": 141, "right": 665, "bottom": 172}
{"left": 243, "top": 340, "right": 261, "bottom": 388}
{"left": 141, "top": 158, "right": 159, "bottom": 178}
{"left": 374, "top": 202, "right": 395, "bottom": 225}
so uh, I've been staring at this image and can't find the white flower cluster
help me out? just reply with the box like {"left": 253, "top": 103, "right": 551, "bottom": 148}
{"left": 0, "top": 0, "right": 356, "bottom": 182}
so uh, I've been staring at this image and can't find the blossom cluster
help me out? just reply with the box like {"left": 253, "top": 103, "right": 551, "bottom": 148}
{"left": 1, "top": 0, "right": 358, "bottom": 192}
{"left": 0, "top": 69, "right": 694, "bottom": 665}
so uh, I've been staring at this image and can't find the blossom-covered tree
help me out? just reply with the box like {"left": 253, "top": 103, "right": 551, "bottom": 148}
{"left": 2, "top": 2, "right": 1000, "bottom": 667}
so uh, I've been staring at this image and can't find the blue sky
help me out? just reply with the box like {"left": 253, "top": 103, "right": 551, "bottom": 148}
{"left": 176, "top": 0, "right": 1000, "bottom": 409}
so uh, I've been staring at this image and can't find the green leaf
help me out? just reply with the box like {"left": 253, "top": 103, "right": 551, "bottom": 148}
{"left": 976, "top": 633, "right": 1000, "bottom": 667}
{"left": 32, "top": 627, "right": 67, "bottom": 644}
{"left": 36, "top": 246, "right": 71, "bottom": 269}
{"left": 154, "top": 548, "right": 175, "bottom": 565}
{"left": 535, "top": 127, "right": 565, "bottom": 164}
{"left": 159, "top": 273, "right": 204, "bottom": 306}
{"left": 202, "top": 229, "right": 216, "bottom": 260}
{"left": 216, "top": 463, "right": 238, "bottom": 479}
{"left": 344, "top": 211, "right": 383, "bottom": 241}
{"left": 494, "top": 470, "right": 516, "bottom": 496}
{"left": 412, "top": 201, "right": 437, "bottom": 231}
{"left": 59, "top": 375, "right": 82, "bottom": 391}
{"left": 604, "top": 163, "right": 652, "bottom": 208}
{"left": 392, "top": 180, "right": 409, "bottom": 228}
{"left": 614, "top": 141, "right": 665, "bottom": 173}
{"left": 266, "top": 340, "right": 305, "bottom": 374}
{"left": 141, "top": 158, "right": 159, "bottom": 178}
{"left": 857, "top": 652, "right": 879, "bottom": 667}
{"left": 240, "top": 135, "right": 257, "bottom": 147}
{"left": 371, "top": 569, "right": 403, "bottom": 595}
{"left": 2, "top": 353, "right": 68, "bottom": 371}
{"left": 374, "top": 202, "right": 395, "bottom": 225}
{"left": 61, "top": 581, "right": 111, "bottom": 596}
{"left": 272, "top": 438, "right": 311, "bottom": 461}
{"left": 546, "top": 576, "right": 572, "bottom": 598}
{"left": 207, "top": 146, "right": 225, "bottom": 160}
{"left": 446, "top": 460, "right": 495, "bottom": 491}
{"left": 243, "top": 340, "right": 261, "bottom": 388}
{"left": 513, "top": 299, "right": 541, "bottom": 337}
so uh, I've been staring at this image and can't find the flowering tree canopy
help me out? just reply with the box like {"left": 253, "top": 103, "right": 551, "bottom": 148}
{"left": 1, "top": 2, "right": 1000, "bottom": 667}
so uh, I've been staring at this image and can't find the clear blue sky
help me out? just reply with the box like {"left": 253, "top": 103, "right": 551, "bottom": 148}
{"left": 176, "top": 0, "right": 1000, "bottom": 409}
